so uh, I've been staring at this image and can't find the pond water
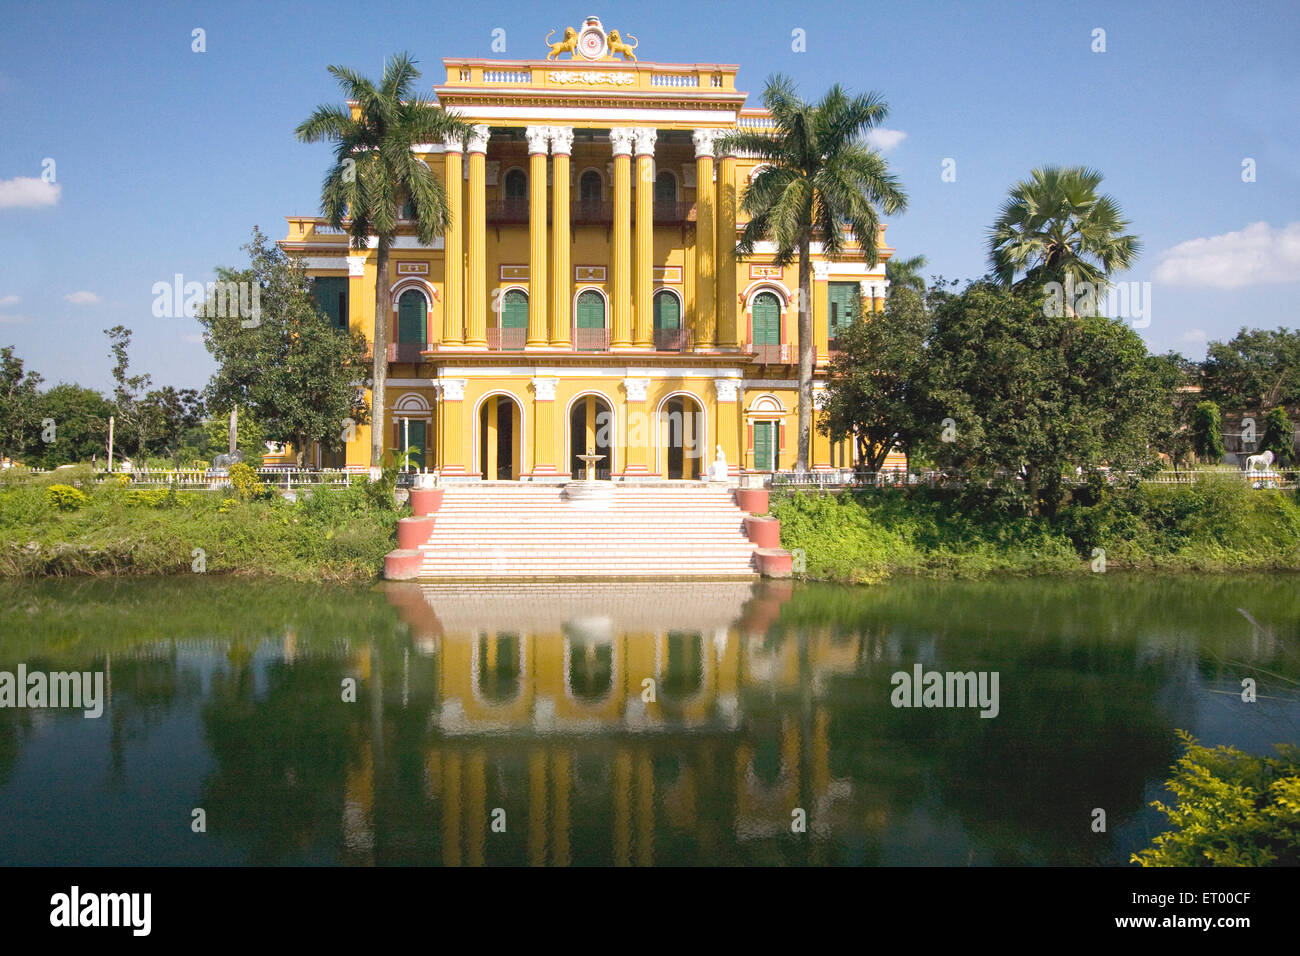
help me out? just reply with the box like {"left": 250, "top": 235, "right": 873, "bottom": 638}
{"left": 0, "top": 574, "right": 1295, "bottom": 866}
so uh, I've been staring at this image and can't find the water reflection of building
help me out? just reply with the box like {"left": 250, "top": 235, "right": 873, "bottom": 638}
{"left": 369, "top": 581, "right": 866, "bottom": 864}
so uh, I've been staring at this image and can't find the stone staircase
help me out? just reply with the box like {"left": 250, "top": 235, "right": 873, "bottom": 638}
{"left": 387, "top": 483, "right": 769, "bottom": 580}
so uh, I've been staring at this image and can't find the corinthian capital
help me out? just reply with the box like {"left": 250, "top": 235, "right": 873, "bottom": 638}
{"left": 632, "top": 127, "right": 658, "bottom": 156}
{"left": 692, "top": 128, "right": 720, "bottom": 158}
{"left": 467, "top": 123, "right": 490, "bottom": 154}
{"left": 548, "top": 126, "right": 575, "bottom": 156}
{"left": 525, "top": 125, "right": 551, "bottom": 155}
{"left": 609, "top": 127, "right": 635, "bottom": 157}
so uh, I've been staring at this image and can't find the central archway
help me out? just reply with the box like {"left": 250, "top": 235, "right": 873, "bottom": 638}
{"left": 568, "top": 393, "right": 614, "bottom": 479}
{"left": 658, "top": 393, "right": 705, "bottom": 480}
{"left": 478, "top": 394, "right": 522, "bottom": 480}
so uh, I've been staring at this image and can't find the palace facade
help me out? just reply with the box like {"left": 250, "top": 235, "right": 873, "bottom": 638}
{"left": 279, "top": 17, "right": 895, "bottom": 479}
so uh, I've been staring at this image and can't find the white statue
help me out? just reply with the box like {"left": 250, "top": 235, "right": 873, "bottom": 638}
{"left": 709, "top": 444, "right": 728, "bottom": 481}
{"left": 1245, "top": 449, "right": 1275, "bottom": 473}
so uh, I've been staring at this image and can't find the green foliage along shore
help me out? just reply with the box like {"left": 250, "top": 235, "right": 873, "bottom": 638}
{"left": 773, "top": 477, "right": 1300, "bottom": 583}
{"left": 0, "top": 466, "right": 399, "bottom": 582}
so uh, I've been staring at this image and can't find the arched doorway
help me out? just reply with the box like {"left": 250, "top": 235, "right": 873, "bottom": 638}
{"left": 569, "top": 394, "right": 613, "bottom": 479}
{"left": 660, "top": 394, "right": 704, "bottom": 480}
{"left": 479, "top": 394, "right": 522, "bottom": 480}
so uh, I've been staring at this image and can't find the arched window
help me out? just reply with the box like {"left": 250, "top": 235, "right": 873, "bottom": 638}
{"left": 751, "top": 291, "right": 781, "bottom": 346}
{"left": 574, "top": 290, "right": 606, "bottom": 350}
{"left": 653, "top": 290, "right": 681, "bottom": 350}
{"left": 579, "top": 170, "right": 602, "bottom": 202}
{"left": 503, "top": 168, "right": 527, "bottom": 201}
{"left": 500, "top": 289, "right": 528, "bottom": 330}
{"left": 397, "top": 289, "right": 427, "bottom": 345}
{"left": 654, "top": 170, "right": 676, "bottom": 204}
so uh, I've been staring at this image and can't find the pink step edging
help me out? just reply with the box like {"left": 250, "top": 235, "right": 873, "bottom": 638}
{"left": 397, "top": 516, "right": 436, "bottom": 550}
{"left": 754, "top": 548, "right": 794, "bottom": 578}
{"left": 735, "top": 488, "right": 769, "bottom": 515}
{"left": 384, "top": 549, "right": 424, "bottom": 580}
{"left": 409, "top": 487, "right": 445, "bottom": 516}
{"left": 743, "top": 514, "right": 781, "bottom": 549}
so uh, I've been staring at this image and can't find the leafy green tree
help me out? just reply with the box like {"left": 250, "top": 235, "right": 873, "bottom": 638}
{"left": 139, "top": 387, "right": 205, "bottom": 461}
{"left": 884, "top": 254, "right": 927, "bottom": 297}
{"left": 1190, "top": 401, "right": 1224, "bottom": 464}
{"left": 1134, "top": 732, "right": 1300, "bottom": 867}
{"left": 820, "top": 287, "right": 933, "bottom": 471}
{"left": 1146, "top": 351, "right": 1199, "bottom": 472}
{"left": 0, "top": 346, "right": 43, "bottom": 462}
{"left": 988, "top": 166, "right": 1141, "bottom": 296}
{"left": 26, "top": 384, "right": 113, "bottom": 468}
{"left": 295, "top": 52, "right": 468, "bottom": 470}
{"left": 1202, "top": 327, "right": 1300, "bottom": 410}
{"left": 199, "top": 228, "right": 371, "bottom": 467}
{"left": 724, "top": 74, "right": 908, "bottom": 470}
{"left": 926, "top": 280, "right": 1167, "bottom": 515}
{"left": 104, "top": 325, "right": 152, "bottom": 457}
{"left": 1260, "top": 405, "right": 1294, "bottom": 466}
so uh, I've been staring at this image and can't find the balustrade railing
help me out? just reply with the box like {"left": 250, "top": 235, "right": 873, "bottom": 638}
{"left": 487, "top": 326, "right": 527, "bottom": 351}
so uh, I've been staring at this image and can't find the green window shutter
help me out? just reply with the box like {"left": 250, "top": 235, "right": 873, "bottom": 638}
{"left": 654, "top": 172, "right": 676, "bottom": 204}
{"left": 828, "top": 282, "right": 858, "bottom": 343}
{"left": 501, "top": 290, "right": 528, "bottom": 329}
{"left": 312, "top": 277, "right": 348, "bottom": 330}
{"left": 408, "top": 420, "right": 426, "bottom": 470}
{"left": 653, "top": 291, "right": 680, "bottom": 331}
{"left": 397, "top": 290, "right": 426, "bottom": 345}
{"left": 576, "top": 291, "right": 605, "bottom": 329}
{"left": 504, "top": 169, "right": 527, "bottom": 201}
{"left": 753, "top": 420, "right": 775, "bottom": 471}
{"left": 752, "top": 292, "right": 780, "bottom": 345}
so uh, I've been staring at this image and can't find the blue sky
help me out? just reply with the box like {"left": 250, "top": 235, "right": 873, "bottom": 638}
{"left": 1, "top": 0, "right": 1297, "bottom": 392}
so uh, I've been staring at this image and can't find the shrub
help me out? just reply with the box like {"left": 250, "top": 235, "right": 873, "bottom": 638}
{"left": 228, "top": 462, "right": 272, "bottom": 501}
{"left": 1133, "top": 731, "right": 1300, "bottom": 866}
{"left": 45, "top": 484, "right": 89, "bottom": 511}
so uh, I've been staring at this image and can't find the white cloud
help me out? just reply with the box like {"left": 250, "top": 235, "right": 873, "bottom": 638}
{"left": 1154, "top": 221, "right": 1300, "bottom": 289}
{"left": 1181, "top": 328, "right": 1207, "bottom": 343}
{"left": 0, "top": 295, "right": 18, "bottom": 308}
{"left": 183, "top": 333, "right": 205, "bottom": 344}
{"left": 865, "top": 128, "right": 907, "bottom": 152}
{"left": 0, "top": 312, "right": 25, "bottom": 324}
{"left": 64, "top": 290, "right": 102, "bottom": 305}
{"left": 0, "top": 176, "right": 60, "bottom": 209}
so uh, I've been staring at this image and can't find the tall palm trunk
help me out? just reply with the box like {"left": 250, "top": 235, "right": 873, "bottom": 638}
{"left": 796, "top": 233, "right": 813, "bottom": 472}
{"left": 370, "top": 239, "right": 390, "bottom": 470}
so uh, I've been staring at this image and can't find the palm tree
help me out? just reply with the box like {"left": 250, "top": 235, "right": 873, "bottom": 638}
{"left": 988, "top": 165, "right": 1140, "bottom": 294}
{"left": 724, "top": 75, "right": 907, "bottom": 471}
{"left": 885, "top": 254, "right": 927, "bottom": 296}
{"left": 296, "top": 53, "right": 467, "bottom": 471}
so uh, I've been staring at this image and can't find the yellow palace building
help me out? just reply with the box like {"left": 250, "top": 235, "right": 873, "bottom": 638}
{"left": 279, "top": 16, "right": 893, "bottom": 479}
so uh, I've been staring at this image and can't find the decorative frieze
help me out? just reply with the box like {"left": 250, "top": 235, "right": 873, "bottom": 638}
{"left": 548, "top": 70, "right": 635, "bottom": 86}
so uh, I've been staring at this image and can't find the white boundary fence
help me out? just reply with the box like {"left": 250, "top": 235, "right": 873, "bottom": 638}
{"left": 771, "top": 468, "right": 1298, "bottom": 491}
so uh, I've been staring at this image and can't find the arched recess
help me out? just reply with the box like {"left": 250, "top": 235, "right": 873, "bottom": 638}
{"left": 656, "top": 390, "right": 707, "bottom": 480}
{"left": 566, "top": 390, "right": 616, "bottom": 479}
{"left": 745, "top": 393, "right": 786, "bottom": 473}
{"left": 572, "top": 287, "right": 608, "bottom": 351}
{"left": 474, "top": 391, "right": 524, "bottom": 481}
{"left": 392, "top": 392, "right": 432, "bottom": 470}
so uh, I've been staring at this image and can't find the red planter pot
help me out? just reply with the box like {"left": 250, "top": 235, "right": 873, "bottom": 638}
{"left": 754, "top": 548, "right": 793, "bottom": 578}
{"left": 409, "top": 487, "right": 444, "bottom": 517}
{"left": 735, "top": 488, "right": 769, "bottom": 515}
{"left": 397, "top": 516, "right": 436, "bottom": 550}
{"left": 383, "top": 549, "right": 423, "bottom": 580}
{"left": 744, "top": 514, "right": 781, "bottom": 549}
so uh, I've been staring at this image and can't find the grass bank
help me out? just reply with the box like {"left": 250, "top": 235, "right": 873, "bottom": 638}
{"left": 0, "top": 466, "right": 400, "bottom": 582}
{"left": 772, "top": 477, "right": 1300, "bottom": 583}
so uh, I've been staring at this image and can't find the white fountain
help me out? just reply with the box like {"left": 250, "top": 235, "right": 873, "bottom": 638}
{"left": 563, "top": 449, "right": 614, "bottom": 509}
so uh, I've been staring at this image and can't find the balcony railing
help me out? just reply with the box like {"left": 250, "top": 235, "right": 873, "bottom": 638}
{"left": 653, "top": 328, "right": 692, "bottom": 352}
{"left": 653, "top": 201, "right": 693, "bottom": 224}
{"left": 572, "top": 200, "right": 613, "bottom": 225}
{"left": 389, "top": 342, "right": 426, "bottom": 363}
{"left": 573, "top": 327, "right": 611, "bottom": 352}
{"left": 487, "top": 326, "right": 527, "bottom": 351}
{"left": 486, "top": 198, "right": 530, "bottom": 224}
{"left": 748, "top": 342, "right": 791, "bottom": 364}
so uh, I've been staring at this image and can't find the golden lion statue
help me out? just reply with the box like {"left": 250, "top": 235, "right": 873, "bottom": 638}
{"left": 607, "top": 30, "right": 638, "bottom": 61}
{"left": 546, "top": 27, "right": 578, "bottom": 59}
